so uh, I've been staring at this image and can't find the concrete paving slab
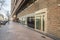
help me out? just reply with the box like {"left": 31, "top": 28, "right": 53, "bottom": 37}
{"left": 0, "top": 22, "right": 54, "bottom": 40}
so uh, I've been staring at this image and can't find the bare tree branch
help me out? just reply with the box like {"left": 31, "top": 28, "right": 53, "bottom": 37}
{"left": 0, "top": 0, "right": 5, "bottom": 10}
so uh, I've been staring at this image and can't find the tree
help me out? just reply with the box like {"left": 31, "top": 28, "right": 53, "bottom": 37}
{"left": 0, "top": 0, "right": 5, "bottom": 10}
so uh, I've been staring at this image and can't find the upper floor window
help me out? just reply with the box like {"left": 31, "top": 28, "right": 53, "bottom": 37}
{"left": 15, "top": 0, "right": 18, "bottom": 5}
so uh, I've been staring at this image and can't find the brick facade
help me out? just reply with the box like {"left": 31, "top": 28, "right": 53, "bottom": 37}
{"left": 11, "top": 0, "right": 60, "bottom": 39}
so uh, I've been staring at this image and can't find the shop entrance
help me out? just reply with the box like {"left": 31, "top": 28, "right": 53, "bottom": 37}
{"left": 35, "top": 13, "right": 46, "bottom": 32}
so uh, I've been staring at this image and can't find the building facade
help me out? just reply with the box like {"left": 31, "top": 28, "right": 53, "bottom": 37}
{"left": 11, "top": 0, "right": 60, "bottom": 39}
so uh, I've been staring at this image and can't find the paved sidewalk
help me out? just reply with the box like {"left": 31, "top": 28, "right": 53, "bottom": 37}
{"left": 0, "top": 22, "right": 54, "bottom": 40}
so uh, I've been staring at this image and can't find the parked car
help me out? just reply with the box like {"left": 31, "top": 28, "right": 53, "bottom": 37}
{"left": 0, "top": 20, "right": 8, "bottom": 25}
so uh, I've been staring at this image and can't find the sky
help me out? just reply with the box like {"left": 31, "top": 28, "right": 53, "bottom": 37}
{"left": 0, "top": 0, "right": 11, "bottom": 18}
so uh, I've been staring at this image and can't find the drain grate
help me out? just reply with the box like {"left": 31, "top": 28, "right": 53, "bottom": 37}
{"left": 41, "top": 36, "right": 46, "bottom": 38}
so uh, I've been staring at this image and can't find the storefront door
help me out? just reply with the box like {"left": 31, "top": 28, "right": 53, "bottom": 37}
{"left": 35, "top": 13, "right": 46, "bottom": 32}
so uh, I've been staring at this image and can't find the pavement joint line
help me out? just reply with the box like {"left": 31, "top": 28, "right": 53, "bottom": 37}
{"left": 18, "top": 23, "right": 60, "bottom": 40}
{"left": 5, "top": 22, "right": 60, "bottom": 40}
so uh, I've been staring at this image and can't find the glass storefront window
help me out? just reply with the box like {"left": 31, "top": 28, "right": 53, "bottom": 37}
{"left": 35, "top": 14, "right": 46, "bottom": 32}
{"left": 36, "top": 16, "right": 41, "bottom": 30}
{"left": 27, "top": 17, "right": 35, "bottom": 28}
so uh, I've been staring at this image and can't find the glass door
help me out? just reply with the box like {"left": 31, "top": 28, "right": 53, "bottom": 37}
{"left": 35, "top": 14, "right": 45, "bottom": 32}
{"left": 36, "top": 16, "right": 41, "bottom": 30}
{"left": 42, "top": 15, "right": 45, "bottom": 31}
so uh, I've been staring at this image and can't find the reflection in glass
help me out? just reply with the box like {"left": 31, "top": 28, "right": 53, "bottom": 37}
{"left": 36, "top": 16, "right": 41, "bottom": 30}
